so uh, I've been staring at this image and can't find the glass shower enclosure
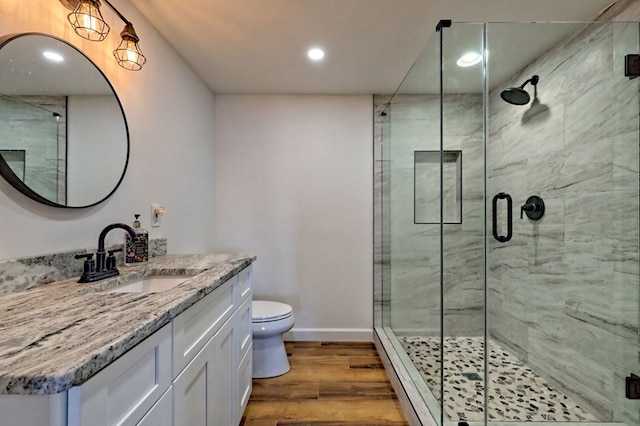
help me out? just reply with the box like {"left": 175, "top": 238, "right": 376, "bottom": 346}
{"left": 374, "top": 19, "right": 640, "bottom": 426}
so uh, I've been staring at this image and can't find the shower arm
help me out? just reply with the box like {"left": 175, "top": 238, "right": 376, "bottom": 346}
{"left": 520, "top": 75, "right": 540, "bottom": 89}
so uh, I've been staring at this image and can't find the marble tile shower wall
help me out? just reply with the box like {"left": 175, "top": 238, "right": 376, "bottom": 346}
{"left": 0, "top": 95, "right": 67, "bottom": 204}
{"left": 373, "top": 94, "right": 484, "bottom": 336}
{"left": 0, "top": 238, "right": 167, "bottom": 296}
{"left": 486, "top": 20, "right": 639, "bottom": 423}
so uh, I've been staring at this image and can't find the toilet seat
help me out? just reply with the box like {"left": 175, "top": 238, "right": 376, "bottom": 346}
{"left": 252, "top": 300, "right": 293, "bottom": 323}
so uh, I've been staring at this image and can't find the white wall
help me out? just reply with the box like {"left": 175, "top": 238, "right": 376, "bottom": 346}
{"left": 214, "top": 95, "right": 373, "bottom": 341}
{"left": 0, "top": 0, "right": 217, "bottom": 259}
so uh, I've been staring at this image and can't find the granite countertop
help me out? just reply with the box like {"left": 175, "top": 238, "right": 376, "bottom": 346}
{"left": 0, "top": 253, "right": 255, "bottom": 396}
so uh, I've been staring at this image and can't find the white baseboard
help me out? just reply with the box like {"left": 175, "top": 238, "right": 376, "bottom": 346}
{"left": 284, "top": 327, "right": 373, "bottom": 342}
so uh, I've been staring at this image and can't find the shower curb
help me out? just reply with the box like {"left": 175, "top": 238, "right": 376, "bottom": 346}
{"left": 374, "top": 327, "right": 437, "bottom": 426}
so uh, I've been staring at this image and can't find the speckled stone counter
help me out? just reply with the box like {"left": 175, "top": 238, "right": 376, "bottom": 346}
{"left": 0, "top": 253, "right": 255, "bottom": 395}
{"left": 0, "top": 238, "right": 167, "bottom": 296}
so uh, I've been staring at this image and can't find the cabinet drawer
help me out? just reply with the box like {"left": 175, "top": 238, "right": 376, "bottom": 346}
{"left": 68, "top": 324, "right": 172, "bottom": 426}
{"left": 233, "top": 265, "right": 252, "bottom": 306}
{"left": 172, "top": 279, "right": 234, "bottom": 378}
{"left": 235, "top": 295, "right": 252, "bottom": 361}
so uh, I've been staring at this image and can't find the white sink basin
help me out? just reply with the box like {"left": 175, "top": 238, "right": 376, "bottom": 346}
{"left": 109, "top": 276, "right": 188, "bottom": 293}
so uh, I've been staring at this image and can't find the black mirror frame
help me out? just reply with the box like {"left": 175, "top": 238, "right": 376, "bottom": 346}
{"left": 0, "top": 32, "right": 130, "bottom": 209}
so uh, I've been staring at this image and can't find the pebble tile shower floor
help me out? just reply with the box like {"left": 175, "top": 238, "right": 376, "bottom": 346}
{"left": 399, "top": 336, "right": 598, "bottom": 422}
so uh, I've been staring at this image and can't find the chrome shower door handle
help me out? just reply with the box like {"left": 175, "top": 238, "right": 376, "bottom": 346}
{"left": 492, "top": 192, "right": 513, "bottom": 243}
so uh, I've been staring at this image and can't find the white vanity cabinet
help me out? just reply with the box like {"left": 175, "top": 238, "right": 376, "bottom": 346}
{"left": 2, "top": 264, "right": 253, "bottom": 426}
{"left": 70, "top": 265, "right": 253, "bottom": 426}
{"left": 173, "top": 265, "right": 253, "bottom": 426}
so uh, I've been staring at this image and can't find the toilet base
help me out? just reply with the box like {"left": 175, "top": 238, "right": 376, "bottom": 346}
{"left": 252, "top": 334, "right": 290, "bottom": 378}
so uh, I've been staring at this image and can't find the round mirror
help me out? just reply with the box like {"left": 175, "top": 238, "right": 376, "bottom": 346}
{"left": 0, "top": 33, "right": 129, "bottom": 208}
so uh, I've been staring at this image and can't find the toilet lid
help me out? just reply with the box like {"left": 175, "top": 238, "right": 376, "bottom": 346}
{"left": 252, "top": 300, "right": 293, "bottom": 322}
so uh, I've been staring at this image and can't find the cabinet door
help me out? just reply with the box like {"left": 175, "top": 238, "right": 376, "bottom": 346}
{"left": 137, "top": 387, "right": 172, "bottom": 426}
{"left": 172, "top": 279, "right": 235, "bottom": 379}
{"left": 235, "top": 343, "right": 252, "bottom": 426}
{"left": 233, "top": 296, "right": 252, "bottom": 425}
{"left": 67, "top": 324, "right": 172, "bottom": 426}
{"left": 173, "top": 319, "right": 235, "bottom": 426}
{"left": 208, "top": 320, "right": 235, "bottom": 426}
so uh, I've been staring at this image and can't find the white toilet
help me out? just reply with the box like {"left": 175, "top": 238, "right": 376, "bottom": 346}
{"left": 251, "top": 300, "right": 295, "bottom": 378}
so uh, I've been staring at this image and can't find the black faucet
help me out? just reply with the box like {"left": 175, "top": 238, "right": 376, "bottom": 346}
{"left": 75, "top": 223, "right": 138, "bottom": 283}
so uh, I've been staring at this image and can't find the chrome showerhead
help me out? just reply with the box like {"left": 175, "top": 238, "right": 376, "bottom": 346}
{"left": 500, "top": 75, "right": 539, "bottom": 105}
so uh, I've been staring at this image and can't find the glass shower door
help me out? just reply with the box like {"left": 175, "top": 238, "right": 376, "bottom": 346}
{"left": 439, "top": 21, "right": 487, "bottom": 425}
{"left": 483, "top": 21, "right": 640, "bottom": 424}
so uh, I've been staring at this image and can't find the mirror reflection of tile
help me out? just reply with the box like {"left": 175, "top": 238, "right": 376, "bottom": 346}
{"left": 0, "top": 94, "right": 64, "bottom": 203}
{"left": 0, "top": 149, "right": 26, "bottom": 180}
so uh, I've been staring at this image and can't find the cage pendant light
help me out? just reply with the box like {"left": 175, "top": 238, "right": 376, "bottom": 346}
{"left": 113, "top": 23, "right": 147, "bottom": 71}
{"left": 67, "top": 0, "right": 110, "bottom": 41}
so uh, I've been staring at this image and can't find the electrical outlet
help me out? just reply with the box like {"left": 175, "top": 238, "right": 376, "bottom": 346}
{"left": 151, "top": 204, "right": 162, "bottom": 227}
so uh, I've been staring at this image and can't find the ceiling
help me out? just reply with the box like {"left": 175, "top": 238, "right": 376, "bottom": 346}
{"left": 130, "top": 0, "right": 615, "bottom": 95}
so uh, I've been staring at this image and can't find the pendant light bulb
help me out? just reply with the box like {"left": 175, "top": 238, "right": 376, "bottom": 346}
{"left": 113, "top": 23, "right": 147, "bottom": 71}
{"left": 67, "top": 0, "right": 110, "bottom": 41}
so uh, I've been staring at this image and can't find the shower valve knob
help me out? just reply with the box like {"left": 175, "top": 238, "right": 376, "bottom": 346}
{"left": 520, "top": 196, "right": 545, "bottom": 220}
{"left": 520, "top": 204, "right": 535, "bottom": 218}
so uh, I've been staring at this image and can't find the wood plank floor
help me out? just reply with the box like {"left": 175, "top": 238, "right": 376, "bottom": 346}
{"left": 240, "top": 341, "right": 409, "bottom": 426}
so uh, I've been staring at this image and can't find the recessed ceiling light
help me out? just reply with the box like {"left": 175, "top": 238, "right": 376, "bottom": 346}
{"left": 43, "top": 51, "right": 64, "bottom": 62}
{"left": 456, "top": 51, "right": 482, "bottom": 67}
{"left": 308, "top": 47, "right": 325, "bottom": 61}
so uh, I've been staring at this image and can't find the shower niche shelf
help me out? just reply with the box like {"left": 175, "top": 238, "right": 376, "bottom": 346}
{"left": 414, "top": 150, "right": 462, "bottom": 224}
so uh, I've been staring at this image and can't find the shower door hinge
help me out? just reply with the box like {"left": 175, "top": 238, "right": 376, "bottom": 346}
{"left": 625, "top": 373, "right": 640, "bottom": 399}
{"left": 624, "top": 54, "right": 640, "bottom": 79}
